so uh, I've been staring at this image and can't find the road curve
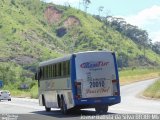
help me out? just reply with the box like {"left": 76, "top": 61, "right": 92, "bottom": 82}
{"left": 0, "top": 78, "right": 159, "bottom": 119}
{"left": 110, "top": 78, "right": 160, "bottom": 114}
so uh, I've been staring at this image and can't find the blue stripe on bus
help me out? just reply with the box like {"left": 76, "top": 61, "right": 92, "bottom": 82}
{"left": 74, "top": 96, "right": 121, "bottom": 106}
{"left": 71, "top": 54, "right": 77, "bottom": 106}
{"left": 112, "top": 52, "right": 121, "bottom": 97}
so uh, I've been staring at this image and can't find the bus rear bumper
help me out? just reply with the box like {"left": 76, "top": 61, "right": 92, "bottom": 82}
{"left": 74, "top": 96, "right": 121, "bottom": 107}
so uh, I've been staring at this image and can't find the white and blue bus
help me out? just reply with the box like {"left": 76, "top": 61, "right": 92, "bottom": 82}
{"left": 35, "top": 51, "right": 121, "bottom": 114}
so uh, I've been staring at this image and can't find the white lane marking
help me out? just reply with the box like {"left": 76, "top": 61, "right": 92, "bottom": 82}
{"left": 0, "top": 101, "right": 60, "bottom": 112}
{"left": 81, "top": 108, "right": 160, "bottom": 114}
{"left": 0, "top": 101, "right": 42, "bottom": 110}
{"left": 12, "top": 98, "right": 38, "bottom": 103}
{"left": 1, "top": 101, "right": 159, "bottom": 114}
{"left": 109, "top": 108, "right": 156, "bottom": 114}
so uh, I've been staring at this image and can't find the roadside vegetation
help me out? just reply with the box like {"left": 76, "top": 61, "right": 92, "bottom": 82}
{"left": 143, "top": 79, "right": 160, "bottom": 99}
{"left": 119, "top": 67, "right": 160, "bottom": 85}
{"left": 120, "top": 67, "right": 160, "bottom": 100}
{"left": 1, "top": 67, "right": 159, "bottom": 99}
{"left": 2, "top": 82, "right": 38, "bottom": 99}
{"left": 0, "top": 0, "right": 160, "bottom": 99}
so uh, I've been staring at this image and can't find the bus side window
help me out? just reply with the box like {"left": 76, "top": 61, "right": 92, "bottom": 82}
{"left": 49, "top": 65, "right": 51, "bottom": 78}
{"left": 41, "top": 67, "right": 43, "bottom": 79}
{"left": 48, "top": 66, "right": 50, "bottom": 78}
{"left": 50, "top": 65, "right": 52, "bottom": 78}
{"left": 63, "top": 62, "right": 66, "bottom": 77}
{"left": 47, "top": 65, "right": 50, "bottom": 79}
{"left": 56, "top": 64, "right": 58, "bottom": 77}
{"left": 45, "top": 66, "right": 47, "bottom": 79}
{"left": 44, "top": 66, "right": 46, "bottom": 79}
{"left": 48, "top": 66, "right": 50, "bottom": 79}
{"left": 51, "top": 64, "right": 54, "bottom": 78}
{"left": 46, "top": 66, "right": 49, "bottom": 79}
{"left": 53, "top": 64, "right": 56, "bottom": 78}
{"left": 61, "top": 62, "right": 64, "bottom": 77}
{"left": 59, "top": 63, "right": 62, "bottom": 77}
{"left": 66, "top": 61, "right": 70, "bottom": 76}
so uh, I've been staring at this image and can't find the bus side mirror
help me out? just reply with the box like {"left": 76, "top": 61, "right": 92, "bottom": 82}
{"left": 35, "top": 73, "right": 38, "bottom": 80}
{"left": 35, "top": 69, "right": 42, "bottom": 80}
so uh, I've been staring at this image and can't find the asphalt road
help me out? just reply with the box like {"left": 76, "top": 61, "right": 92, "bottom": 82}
{"left": 0, "top": 78, "right": 159, "bottom": 120}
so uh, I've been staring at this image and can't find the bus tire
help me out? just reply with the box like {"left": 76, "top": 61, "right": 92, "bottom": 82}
{"left": 60, "top": 96, "right": 67, "bottom": 114}
{"left": 45, "top": 106, "right": 51, "bottom": 112}
{"left": 95, "top": 105, "right": 108, "bottom": 114}
{"left": 57, "top": 95, "right": 61, "bottom": 108}
{"left": 42, "top": 95, "right": 51, "bottom": 112}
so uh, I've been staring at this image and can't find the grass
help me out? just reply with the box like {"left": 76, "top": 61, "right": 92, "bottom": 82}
{"left": 143, "top": 79, "right": 160, "bottom": 99}
{"left": 0, "top": 0, "right": 160, "bottom": 99}
{"left": 119, "top": 68, "right": 160, "bottom": 85}
{"left": 2, "top": 84, "right": 38, "bottom": 99}
{"left": 1, "top": 67, "right": 159, "bottom": 99}
{"left": 1, "top": 0, "right": 160, "bottom": 65}
{"left": 30, "top": 84, "right": 38, "bottom": 98}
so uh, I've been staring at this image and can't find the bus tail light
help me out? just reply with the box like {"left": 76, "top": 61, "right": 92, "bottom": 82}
{"left": 112, "top": 80, "right": 119, "bottom": 96}
{"left": 75, "top": 82, "right": 82, "bottom": 99}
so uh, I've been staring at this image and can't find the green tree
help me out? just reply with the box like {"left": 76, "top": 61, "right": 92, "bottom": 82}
{"left": 152, "top": 42, "right": 160, "bottom": 54}
{"left": 83, "top": 0, "right": 91, "bottom": 13}
{"left": 98, "top": 6, "right": 104, "bottom": 16}
{"left": 11, "top": 0, "right": 16, "bottom": 5}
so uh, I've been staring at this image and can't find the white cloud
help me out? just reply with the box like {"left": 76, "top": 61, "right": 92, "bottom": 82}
{"left": 44, "top": 1, "right": 160, "bottom": 42}
{"left": 124, "top": 5, "right": 160, "bottom": 42}
{"left": 150, "top": 31, "right": 160, "bottom": 43}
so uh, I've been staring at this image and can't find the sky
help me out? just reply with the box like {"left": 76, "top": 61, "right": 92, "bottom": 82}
{"left": 45, "top": 0, "right": 160, "bottom": 43}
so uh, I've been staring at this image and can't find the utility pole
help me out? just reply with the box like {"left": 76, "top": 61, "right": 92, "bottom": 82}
{"left": 98, "top": 6, "right": 104, "bottom": 16}
{"left": 83, "top": 0, "right": 91, "bottom": 13}
{"left": 79, "top": 0, "right": 82, "bottom": 10}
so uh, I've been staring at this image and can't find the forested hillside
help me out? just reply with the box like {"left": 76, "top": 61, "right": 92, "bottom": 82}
{"left": 0, "top": 0, "right": 160, "bottom": 88}
{"left": 94, "top": 15, "right": 160, "bottom": 55}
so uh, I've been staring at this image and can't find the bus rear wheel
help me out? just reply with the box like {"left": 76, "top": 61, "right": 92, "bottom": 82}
{"left": 60, "top": 97, "right": 67, "bottom": 114}
{"left": 95, "top": 105, "right": 108, "bottom": 114}
{"left": 42, "top": 95, "right": 51, "bottom": 112}
{"left": 45, "top": 106, "right": 51, "bottom": 112}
